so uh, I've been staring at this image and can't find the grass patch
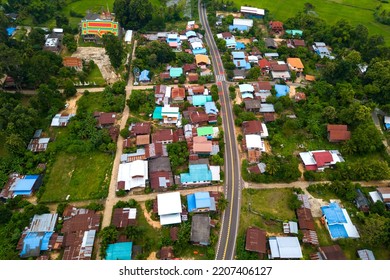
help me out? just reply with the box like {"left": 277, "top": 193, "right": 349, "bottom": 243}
{"left": 232, "top": 0, "right": 390, "bottom": 44}
{"left": 239, "top": 188, "right": 297, "bottom": 236}
{"left": 40, "top": 151, "right": 112, "bottom": 202}
{"left": 87, "top": 64, "right": 106, "bottom": 86}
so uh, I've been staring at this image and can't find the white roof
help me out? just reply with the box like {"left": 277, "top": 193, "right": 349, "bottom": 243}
{"left": 264, "top": 53, "right": 279, "bottom": 57}
{"left": 162, "top": 105, "right": 179, "bottom": 114}
{"left": 160, "top": 213, "right": 182, "bottom": 226}
{"left": 191, "top": 41, "right": 203, "bottom": 49}
{"left": 233, "top": 18, "right": 253, "bottom": 27}
{"left": 29, "top": 213, "right": 58, "bottom": 232}
{"left": 248, "top": 55, "right": 258, "bottom": 62}
{"left": 246, "top": 134, "right": 265, "bottom": 151}
{"left": 118, "top": 160, "right": 148, "bottom": 190}
{"left": 271, "top": 71, "right": 291, "bottom": 79}
{"left": 300, "top": 152, "right": 316, "bottom": 166}
{"left": 125, "top": 30, "right": 133, "bottom": 42}
{"left": 125, "top": 208, "right": 137, "bottom": 219}
{"left": 314, "top": 42, "right": 326, "bottom": 47}
{"left": 384, "top": 116, "right": 390, "bottom": 124}
{"left": 188, "top": 20, "right": 195, "bottom": 25}
{"left": 341, "top": 208, "right": 360, "bottom": 238}
{"left": 269, "top": 237, "right": 302, "bottom": 259}
{"left": 167, "top": 33, "right": 178, "bottom": 39}
{"left": 210, "top": 166, "right": 221, "bottom": 181}
{"left": 179, "top": 35, "right": 187, "bottom": 41}
{"left": 216, "top": 33, "right": 223, "bottom": 39}
{"left": 53, "top": 28, "right": 63, "bottom": 33}
{"left": 240, "top": 6, "right": 265, "bottom": 15}
{"left": 157, "top": 192, "right": 182, "bottom": 216}
{"left": 239, "top": 84, "right": 254, "bottom": 93}
{"left": 261, "top": 123, "right": 269, "bottom": 138}
{"left": 212, "top": 127, "right": 220, "bottom": 138}
{"left": 369, "top": 191, "right": 382, "bottom": 203}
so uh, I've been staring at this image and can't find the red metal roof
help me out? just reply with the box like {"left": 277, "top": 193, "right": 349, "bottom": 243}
{"left": 131, "top": 122, "right": 151, "bottom": 135}
{"left": 242, "top": 120, "right": 263, "bottom": 135}
{"left": 312, "top": 151, "right": 333, "bottom": 167}
{"left": 296, "top": 208, "right": 315, "bottom": 230}
{"left": 245, "top": 227, "right": 266, "bottom": 253}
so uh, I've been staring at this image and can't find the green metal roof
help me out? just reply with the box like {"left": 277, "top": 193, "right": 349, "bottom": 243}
{"left": 197, "top": 126, "right": 214, "bottom": 136}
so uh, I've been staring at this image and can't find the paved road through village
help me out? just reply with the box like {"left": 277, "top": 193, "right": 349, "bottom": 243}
{"left": 199, "top": 1, "right": 243, "bottom": 260}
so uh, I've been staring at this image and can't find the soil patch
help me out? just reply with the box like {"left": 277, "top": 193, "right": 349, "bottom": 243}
{"left": 61, "top": 92, "right": 82, "bottom": 115}
{"left": 140, "top": 202, "right": 161, "bottom": 229}
{"left": 72, "top": 47, "right": 119, "bottom": 84}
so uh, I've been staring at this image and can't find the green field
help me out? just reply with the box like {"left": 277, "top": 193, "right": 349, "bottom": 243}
{"left": 239, "top": 188, "right": 297, "bottom": 236}
{"left": 40, "top": 152, "right": 112, "bottom": 202}
{"left": 234, "top": 0, "right": 390, "bottom": 43}
{"left": 87, "top": 64, "right": 106, "bottom": 86}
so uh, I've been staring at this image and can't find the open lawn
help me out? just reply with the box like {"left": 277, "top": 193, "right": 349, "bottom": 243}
{"left": 87, "top": 64, "right": 106, "bottom": 86}
{"left": 239, "top": 188, "right": 297, "bottom": 236}
{"left": 233, "top": 0, "right": 390, "bottom": 44}
{"left": 40, "top": 151, "right": 112, "bottom": 202}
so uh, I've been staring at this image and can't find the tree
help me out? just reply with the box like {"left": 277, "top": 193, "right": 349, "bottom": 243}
{"left": 217, "top": 195, "right": 228, "bottom": 212}
{"left": 359, "top": 214, "right": 390, "bottom": 247}
{"left": 63, "top": 34, "right": 77, "bottom": 53}
{"left": 102, "top": 33, "right": 125, "bottom": 70}
{"left": 63, "top": 79, "right": 77, "bottom": 98}
{"left": 113, "top": 0, "right": 153, "bottom": 31}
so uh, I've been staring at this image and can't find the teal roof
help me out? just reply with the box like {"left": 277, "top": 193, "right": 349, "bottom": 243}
{"left": 193, "top": 95, "right": 212, "bottom": 106}
{"left": 180, "top": 164, "right": 212, "bottom": 183}
{"left": 197, "top": 126, "right": 214, "bottom": 136}
{"left": 105, "top": 242, "right": 133, "bottom": 260}
{"left": 153, "top": 107, "right": 163, "bottom": 119}
{"left": 286, "top": 30, "right": 303, "bottom": 36}
{"left": 170, "top": 67, "right": 183, "bottom": 78}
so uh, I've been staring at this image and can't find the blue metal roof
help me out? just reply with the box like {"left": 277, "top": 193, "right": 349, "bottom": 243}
{"left": 229, "top": 25, "right": 249, "bottom": 31}
{"left": 194, "top": 192, "right": 211, "bottom": 208}
{"left": 139, "top": 70, "right": 150, "bottom": 82}
{"left": 187, "top": 194, "right": 196, "bottom": 212}
{"left": 170, "top": 67, "right": 183, "bottom": 78}
{"left": 186, "top": 31, "right": 197, "bottom": 38}
{"left": 153, "top": 107, "right": 163, "bottom": 120}
{"left": 321, "top": 202, "right": 347, "bottom": 224}
{"left": 180, "top": 164, "right": 212, "bottom": 183}
{"left": 12, "top": 177, "right": 38, "bottom": 192}
{"left": 193, "top": 95, "right": 212, "bottom": 106}
{"left": 232, "top": 51, "right": 245, "bottom": 59}
{"left": 7, "top": 27, "right": 16, "bottom": 36}
{"left": 235, "top": 42, "right": 246, "bottom": 50}
{"left": 275, "top": 84, "right": 290, "bottom": 98}
{"left": 105, "top": 242, "right": 133, "bottom": 260}
{"left": 328, "top": 224, "right": 348, "bottom": 239}
{"left": 20, "top": 232, "right": 53, "bottom": 258}
{"left": 205, "top": 102, "right": 218, "bottom": 115}
{"left": 192, "top": 48, "right": 207, "bottom": 55}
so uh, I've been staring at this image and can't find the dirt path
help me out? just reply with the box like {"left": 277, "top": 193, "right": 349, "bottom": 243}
{"left": 147, "top": 251, "right": 158, "bottom": 260}
{"left": 140, "top": 202, "right": 161, "bottom": 229}
{"left": 61, "top": 92, "right": 82, "bottom": 115}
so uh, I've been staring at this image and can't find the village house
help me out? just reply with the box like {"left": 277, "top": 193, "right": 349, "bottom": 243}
{"left": 51, "top": 113, "right": 75, "bottom": 127}
{"left": 269, "top": 21, "right": 284, "bottom": 34}
{"left": 180, "top": 164, "right": 212, "bottom": 186}
{"left": 244, "top": 100, "right": 261, "bottom": 113}
{"left": 117, "top": 160, "right": 148, "bottom": 191}
{"left": 112, "top": 208, "right": 137, "bottom": 228}
{"left": 61, "top": 206, "right": 101, "bottom": 260}
{"left": 240, "top": 6, "right": 265, "bottom": 19}
{"left": 299, "top": 150, "right": 344, "bottom": 171}
{"left": 253, "top": 81, "right": 272, "bottom": 102}
{"left": 171, "top": 87, "right": 186, "bottom": 103}
{"left": 270, "top": 61, "right": 290, "bottom": 80}
{"left": 152, "top": 128, "right": 184, "bottom": 144}
{"left": 191, "top": 214, "right": 211, "bottom": 246}
{"left": 27, "top": 129, "right": 50, "bottom": 153}
{"left": 130, "top": 122, "right": 151, "bottom": 137}
{"left": 62, "top": 57, "right": 83, "bottom": 71}
{"left": 268, "top": 236, "right": 303, "bottom": 259}
{"left": 0, "top": 173, "right": 43, "bottom": 199}
{"left": 94, "top": 112, "right": 117, "bottom": 128}
{"left": 148, "top": 157, "right": 174, "bottom": 191}
{"left": 17, "top": 213, "right": 59, "bottom": 258}
{"left": 327, "top": 124, "right": 351, "bottom": 142}
{"left": 229, "top": 18, "right": 253, "bottom": 32}
{"left": 287, "top": 57, "right": 304, "bottom": 75}
{"left": 245, "top": 227, "right": 267, "bottom": 258}
{"left": 320, "top": 202, "right": 360, "bottom": 240}
{"left": 187, "top": 191, "right": 216, "bottom": 213}
{"left": 157, "top": 192, "right": 182, "bottom": 226}
{"left": 311, "top": 245, "right": 347, "bottom": 260}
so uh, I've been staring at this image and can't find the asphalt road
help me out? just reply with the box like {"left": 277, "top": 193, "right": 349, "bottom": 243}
{"left": 198, "top": 1, "right": 242, "bottom": 260}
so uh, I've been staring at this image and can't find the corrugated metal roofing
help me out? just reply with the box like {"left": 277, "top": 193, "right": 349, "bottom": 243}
{"left": 29, "top": 213, "right": 58, "bottom": 232}
{"left": 180, "top": 164, "right": 212, "bottom": 184}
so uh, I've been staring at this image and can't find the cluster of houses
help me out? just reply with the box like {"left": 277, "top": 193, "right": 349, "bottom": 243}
{"left": 117, "top": 83, "right": 222, "bottom": 192}
{"left": 16, "top": 205, "right": 101, "bottom": 260}
{"left": 244, "top": 191, "right": 378, "bottom": 260}
{"left": 138, "top": 21, "right": 212, "bottom": 84}
{"left": 214, "top": 5, "right": 337, "bottom": 83}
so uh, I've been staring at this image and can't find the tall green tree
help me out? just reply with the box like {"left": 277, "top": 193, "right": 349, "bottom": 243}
{"left": 113, "top": 0, "right": 153, "bottom": 30}
{"left": 102, "top": 33, "right": 125, "bottom": 70}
